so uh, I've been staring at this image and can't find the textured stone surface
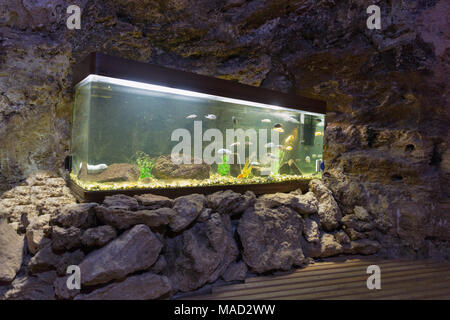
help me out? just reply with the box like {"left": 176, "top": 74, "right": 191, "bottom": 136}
{"left": 345, "top": 239, "right": 381, "bottom": 255}
{"left": 79, "top": 224, "right": 162, "bottom": 286}
{"left": 80, "top": 225, "right": 117, "bottom": 248}
{"left": 2, "top": 271, "right": 56, "bottom": 300}
{"left": 164, "top": 212, "right": 238, "bottom": 292}
{"left": 51, "top": 203, "right": 98, "bottom": 229}
{"left": 0, "top": 219, "right": 24, "bottom": 282}
{"left": 222, "top": 261, "right": 248, "bottom": 282}
{"left": 238, "top": 199, "right": 306, "bottom": 273}
{"left": 259, "top": 191, "right": 319, "bottom": 215}
{"left": 26, "top": 214, "right": 51, "bottom": 255}
{"left": 303, "top": 233, "right": 343, "bottom": 258}
{"left": 135, "top": 193, "right": 173, "bottom": 209}
{"left": 207, "top": 190, "right": 256, "bottom": 215}
{"left": 302, "top": 217, "right": 320, "bottom": 243}
{"left": 75, "top": 273, "right": 172, "bottom": 300}
{"left": 103, "top": 194, "right": 139, "bottom": 211}
{"left": 153, "top": 155, "right": 210, "bottom": 180}
{"left": 309, "top": 180, "right": 342, "bottom": 231}
{"left": 171, "top": 194, "right": 206, "bottom": 232}
{"left": 51, "top": 226, "right": 81, "bottom": 252}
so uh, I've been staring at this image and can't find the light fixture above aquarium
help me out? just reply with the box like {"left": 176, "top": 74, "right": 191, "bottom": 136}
{"left": 68, "top": 53, "right": 327, "bottom": 202}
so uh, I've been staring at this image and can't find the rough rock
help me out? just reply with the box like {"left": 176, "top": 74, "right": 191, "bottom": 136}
{"left": 148, "top": 256, "right": 168, "bottom": 275}
{"left": 55, "top": 250, "right": 85, "bottom": 277}
{"left": 222, "top": 261, "right": 248, "bottom": 282}
{"left": 259, "top": 191, "right": 318, "bottom": 215}
{"left": 95, "top": 206, "right": 176, "bottom": 230}
{"left": 2, "top": 271, "right": 56, "bottom": 300}
{"left": 51, "top": 226, "right": 81, "bottom": 252}
{"left": 164, "top": 213, "right": 238, "bottom": 292}
{"left": 28, "top": 246, "right": 85, "bottom": 276}
{"left": 51, "top": 203, "right": 98, "bottom": 229}
{"left": 171, "top": 194, "right": 206, "bottom": 232}
{"left": 80, "top": 225, "right": 117, "bottom": 248}
{"left": 75, "top": 273, "right": 172, "bottom": 300}
{"left": 26, "top": 214, "right": 51, "bottom": 255}
{"left": 0, "top": 219, "right": 25, "bottom": 282}
{"left": 152, "top": 155, "right": 210, "bottom": 180}
{"left": 345, "top": 228, "right": 367, "bottom": 241}
{"left": 342, "top": 214, "right": 375, "bottom": 232}
{"left": 354, "top": 206, "right": 371, "bottom": 222}
{"left": 345, "top": 239, "right": 381, "bottom": 255}
{"left": 207, "top": 190, "right": 256, "bottom": 215}
{"left": 54, "top": 275, "right": 79, "bottom": 300}
{"left": 79, "top": 224, "right": 162, "bottom": 286}
{"left": 134, "top": 193, "right": 173, "bottom": 209}
{"left": 303, "top": 233, "right": 343, "bottom": 258}
{"left": 309, "top": 180, "right": 342, "bottom": 231}
{"left": 237, "top": 200, "right": 306, "bottom": 273}
{"left": 79, "top": 163, "right": 140, "bottom": 183}
{"left": 335, "top": 230, "right": 351, "bottom": 244}
{"left": 103, "top": 194, "right": 139, "bottom": 210}
{"left": 303, "top": 217, "right": 320, "bottom": 243}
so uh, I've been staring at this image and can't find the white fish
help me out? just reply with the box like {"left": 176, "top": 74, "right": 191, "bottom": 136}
{"left": 230, "top": 142, "right": 241, "bottom": 147}
{"left": 251, "top": 161, "right": 260, "bottom": 166}
{"left": 274, "top": 113, "right": 300, "bottom": 124}
{"left": 265, "top": 142, "right": 276, "bottom": 148}
{"left": 305, "top": 156, "right": 311, "bottom": 163}
{"left": 312, "top": 154, "right": 317, "bottom": 158}
{"left": 245, "top": 141, "right": 253, "bottom": 146}
{"left": 267, "top": 153, "right": 278, "bottom": 160}
{"left": 217, "top": 148, "right": 232, "bottom": 155}
{"left": 80, "top": 163, "right": 108, "bottom": 171}
{"left": 261, "top": 119, "right": 271, "bottom": 123}
{"left": 186, "top": 114, "right": 197, "bottom": 119}
{"left": 205, "top": 114, "right": 216, "bottom": 120}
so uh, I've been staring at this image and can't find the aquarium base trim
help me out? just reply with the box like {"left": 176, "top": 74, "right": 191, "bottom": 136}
{"left": 67, "top": 179, "right": 311, "bottom": 203}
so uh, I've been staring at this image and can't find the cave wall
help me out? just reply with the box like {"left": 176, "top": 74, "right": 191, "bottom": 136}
{"left": 0, "top": 0, "right": 448, "bottom": 258}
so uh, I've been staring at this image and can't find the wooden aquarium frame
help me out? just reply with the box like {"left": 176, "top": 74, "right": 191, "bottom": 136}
{"left": 70, "top": 52, "right": 326, "bottom": 202}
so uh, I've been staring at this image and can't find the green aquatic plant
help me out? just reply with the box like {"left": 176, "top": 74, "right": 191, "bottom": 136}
{"left": 136, "top": 151, "right": 154, "bottom": 179}
{"left": 217, "top": 155, "right": 230, "bottom": 176}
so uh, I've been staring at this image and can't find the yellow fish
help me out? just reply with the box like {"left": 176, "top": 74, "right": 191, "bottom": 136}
{"left": 315, "top": 131, "right": 322, "bottom": 136}
{"left": 273, "top": 127, "right": 284, "bottom": 133}
{"left": 285, "top": 135, "right": 294, "bottom": 144}
{"left": 237, "top": 159, "right": 253, "bottom": 179}
{"left": 286, "top": 146, "right": 293, "bottom": 151}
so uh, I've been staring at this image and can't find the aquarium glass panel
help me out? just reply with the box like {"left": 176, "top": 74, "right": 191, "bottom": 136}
{"left": 71, "top": 75, "right": 325, "bottom": 191}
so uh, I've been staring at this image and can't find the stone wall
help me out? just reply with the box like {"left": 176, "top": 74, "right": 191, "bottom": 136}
{"left": 1, "top": 179, "right": 382, "bottom": 300}
{"left": 0, "top": 1, "right": 449, "bottom": 261}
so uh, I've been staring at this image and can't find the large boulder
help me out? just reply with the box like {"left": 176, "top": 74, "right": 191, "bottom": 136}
{"left": 0, "top": 219, "right": 25, "bottom": 282}
{"left": 207, "top": 190, "right": 256, "bottom": 215}
{"left": 75, "top": 273, "right": 172, "bottom": 300}
{"left": 152, "top": 155, "right": 210, "bottom": 180}
{"left": 103, "top": 194, "right": 139, "bottom": 211}
{"left": 134, "top": 194, "right": 173, "bottom": 209}
{"left": 2, "top": 271, "right": 56, "bottom": 300}
{"left": 237, "top": 199, "right": 306, "bottom": 273}
{"left": 309, "top": 179, "right": 342, "bottom": 231}
{"left": 79, "top": 224, "right": 162, "bottom": 286}
{"left": 51, "top": 226, "right": 81, "bottom": 252}
{"left": 163, "top": 212, "right": 238, "bottom": 292}
{"left": 170, "top": 194, "right": 206, "bottom": 232}
{"left": 259, "top": 191, "right": 318, "bottom": 215}
{"left": 95, "top": 206, "right": 176, "bottom": 230}
{"left": 28, "top": 245, "right": 85, "bottom": 275}
{"left": 51, "top": 203, "right": 98, "bottom": 229}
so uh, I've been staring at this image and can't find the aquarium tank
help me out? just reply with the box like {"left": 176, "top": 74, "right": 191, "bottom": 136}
{"left": 69, "top": 53, "right": 326, "bottom": 197}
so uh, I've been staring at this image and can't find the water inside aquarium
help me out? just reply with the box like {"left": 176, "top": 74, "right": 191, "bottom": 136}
{"left": 71, "top": 75, "right": 325, "bottom": 191}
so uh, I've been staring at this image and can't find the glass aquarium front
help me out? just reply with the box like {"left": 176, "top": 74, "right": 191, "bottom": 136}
{"left": 71, "top": 75, "right": 325, "bottom": 191}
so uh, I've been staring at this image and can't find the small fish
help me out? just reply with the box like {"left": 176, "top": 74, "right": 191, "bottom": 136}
{"left": 314, "top": 131, "right": 322, "bottom": 136}
{"left": 261, "top": 119, "right": 271, "bottom": 123}
{"left": 232, "top": 116, "right": 238, "bottom": 125}
{"left": 305, "top": 156, "right": 311, "bottom": 163}
{"left": 312, "top": 154, "right": 317, "bottom": 158}
{"left": 273, "top": 123, "right": 283, "bottom": 129}
{"left": 267, "top": 153, "right": 278, "bottom": 160}
{"left": 217, "top": 148, "right": 232, "bottom": 155}
{"left": 230, "top": 142, "right": 241, "bottom": 148}
{"left": 285, "top": 135, "right": 294, "bottom": 144}
{"left": 205, "top": 114, "right": 216, "bottom": 120}
{"left": 82, "top": 163, "right": 108, "bottom": 171}
{"left": 186, "top": 114, "right": 197, "bottom": 119}
{"left": 286, "top": 146, "right": 293, "bottom": 151}
{"left": 265, "top": 142, "right": 276, "bottom": 148}
{"left": 250, "top": 161, "right": 260, "bottom": 166}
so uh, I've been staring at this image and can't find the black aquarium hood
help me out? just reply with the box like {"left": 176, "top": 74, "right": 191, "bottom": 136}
{"left": 73, "top": 52, "right": 327, "bottom": 115}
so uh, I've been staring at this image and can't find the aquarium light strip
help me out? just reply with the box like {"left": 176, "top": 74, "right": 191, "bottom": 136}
{"left": 77, "top": 74, "right": 325, "bottom": 117}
